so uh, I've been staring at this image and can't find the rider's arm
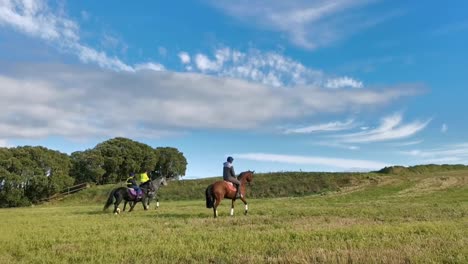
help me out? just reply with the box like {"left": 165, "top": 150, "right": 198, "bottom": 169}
{"left": 230, "top": 166, "right": 236, "bottom": 177}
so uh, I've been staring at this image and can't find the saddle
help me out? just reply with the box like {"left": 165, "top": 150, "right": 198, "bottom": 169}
{"left": 224, "top": 181, "right": 237, "bottom": 192}
{"left": 127, "top": 188, "right": 143, "bottom": 199}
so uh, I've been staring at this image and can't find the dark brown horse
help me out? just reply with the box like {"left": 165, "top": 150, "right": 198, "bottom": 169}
{"left": 103, "top": 176, "right": 167, "bottom": 214}
{"left": 205, "top": 170, "right": 254, "bottom": 218}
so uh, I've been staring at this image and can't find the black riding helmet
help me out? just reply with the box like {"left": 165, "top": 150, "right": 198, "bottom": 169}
{"left": 227, "top": 156, "right": 234, "bottom": 162}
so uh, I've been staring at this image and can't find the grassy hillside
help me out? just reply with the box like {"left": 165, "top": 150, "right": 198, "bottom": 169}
{"left": 59, "top": 171, "right": 368, "bottom": 205}
{"left": 57, "top": 164, "right": 468, "bottom": 205}
{"left": 1, "top": 167, "right": 467, "bottom": 263}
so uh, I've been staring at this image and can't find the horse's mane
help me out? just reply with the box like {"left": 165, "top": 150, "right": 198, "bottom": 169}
{"left": 237, "top": 170, "right": 253, "bottom": 180}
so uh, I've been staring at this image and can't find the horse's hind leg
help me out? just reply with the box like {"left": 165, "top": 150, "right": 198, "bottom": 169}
{"left": 123, "top": 201, "right": 127, "bottom": 211}
{"left": 213, "top": 195, "right": 222, "bottom": 218}
{"left": 230, "top": 200, "right": 235, "bottom": 216}
{"left": 113, "top": 197, "right": 121, "bottom": 214}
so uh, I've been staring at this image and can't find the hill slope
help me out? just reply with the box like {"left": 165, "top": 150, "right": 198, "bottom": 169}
{"left": 55, "top": 165, "right": 468, "bottom": 206}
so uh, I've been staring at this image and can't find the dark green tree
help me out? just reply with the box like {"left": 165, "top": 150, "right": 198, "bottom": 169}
{"left": 70, "top": 149, "right": 106, "bottom": 184}
{"left": 84, "top": 137, "right": 159, "bottom": 184}
{"left": 0, "top": 146, "right": 74, "bottom": 206}
{"left": 154, "top": 147, "right": 187, "bottom": 179}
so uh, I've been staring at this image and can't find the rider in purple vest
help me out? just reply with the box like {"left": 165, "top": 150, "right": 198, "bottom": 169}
{"left": 223, "top": 156, "right": 242, "bottom": 198}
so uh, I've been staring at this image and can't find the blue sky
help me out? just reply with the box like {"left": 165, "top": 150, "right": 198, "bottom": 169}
{"left": 1, "top": 0, "right": 467, "bottom": 178}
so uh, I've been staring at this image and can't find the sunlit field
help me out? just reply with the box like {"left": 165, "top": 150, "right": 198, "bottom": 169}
{"left": 1, "top": 170, "right": 467, "bottom": 263}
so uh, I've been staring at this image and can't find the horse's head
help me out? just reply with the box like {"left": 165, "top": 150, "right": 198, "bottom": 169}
{"left": 152, "top": 176, "right": 168, "bottom": 188}
{"left": 239, "top": 170, "right": 254, "bottom": 185}
{"left": 159, "top": 176, "right": 168, "bottom": 187}
{"left": 146, "top": 176, "right": 168, "bottom": 197}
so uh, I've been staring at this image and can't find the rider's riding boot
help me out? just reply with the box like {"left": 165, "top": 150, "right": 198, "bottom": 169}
{"left": 236, "top": 184, "right": 242, "bottom": 198}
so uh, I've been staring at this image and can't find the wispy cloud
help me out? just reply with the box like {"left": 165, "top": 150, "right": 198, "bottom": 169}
{"left": 326, "top": 77, "right": 363, "bottom": 89}
{"left": 313, "top": 141, "right": 360, "bottom": 150}
{"left": 402, "top": 143, "right": 468, "bottom": 164}
{"left": 284, "top": 119, "right": 355, "bottom": 134}
{"left": 209, "top": 0, "right": 397, "bottom": 49}
{"left": 335, "top": 113, "right": 430, "bottom": 143}
{"left": 179, "top": 47, "right": 364, "bottom": 88}
{"left": 390, "top": 140, "right": 423, "bottom": 147}
{"left": 0, "top": 64, "right": 418, "bottom": 140}
{"left": 235, "top": 152, "right": 388, "bottom": 170}
{"left": 0, "top": 0, "right": 163, "bottom": 72}
{"left": 0, "top": 1, "right": 422, "bottom": 142}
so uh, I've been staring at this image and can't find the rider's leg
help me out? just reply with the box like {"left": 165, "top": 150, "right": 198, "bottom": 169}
{"left": 235, "top": 183, "right": 242, "bottom": 198}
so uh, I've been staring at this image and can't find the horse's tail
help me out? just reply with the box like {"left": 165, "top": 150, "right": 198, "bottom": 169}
{"left": 103, "top": 188, "right": 117, "bottom": 211}
{"left": 205, "top": 185, "right": 214, "bottom": 208}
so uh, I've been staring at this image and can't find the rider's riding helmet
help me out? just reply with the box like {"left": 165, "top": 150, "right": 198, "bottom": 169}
{"left": 227, "top": 156, "right": 234, "bottom": 162}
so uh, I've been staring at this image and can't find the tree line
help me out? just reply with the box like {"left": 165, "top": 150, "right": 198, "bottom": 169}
{"left": 0, "top": 137, "right": 187, "bottom": 207}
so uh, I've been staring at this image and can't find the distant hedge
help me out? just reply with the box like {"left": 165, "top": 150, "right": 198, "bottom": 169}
{"left": 376, "top": 164, "right": 468, "bottom": 175}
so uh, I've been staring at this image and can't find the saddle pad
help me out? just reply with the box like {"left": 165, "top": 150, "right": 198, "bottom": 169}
{"left": 128, "top": 188, "right": 142, "bottom": 198}
{"left": 224, "top": 181, "right": 236, "bottom": 192}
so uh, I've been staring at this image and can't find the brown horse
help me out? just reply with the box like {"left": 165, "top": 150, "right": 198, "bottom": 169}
{"left": 205, "top": 170, "right": 254, "bottom": 218}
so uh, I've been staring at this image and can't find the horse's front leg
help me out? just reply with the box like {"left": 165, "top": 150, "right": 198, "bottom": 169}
{"left": 128, "top": 199, "right": 137, "bottom": 212}
{"left": 123, "top": 201, "right": 127, "bottom": 211}
{"left": 142, "top": 197, "right": 148, "bottom": 210}
{"left": 239, "top": 197, "right": 248, "bottom": 215}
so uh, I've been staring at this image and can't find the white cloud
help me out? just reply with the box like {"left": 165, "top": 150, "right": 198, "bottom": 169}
{"left": 194, "top": 53, "right": 221, "bottom": 71}
{"left": 180, "top": 47, "right": 361, "bottom": 88}
{"left": 135, "top": 62, "right": 165, "bottom": 71}
{"left": 235, "top": 152, "right": 388, "bottom": 170}
{"left": 0, "top": 64, "right": 417, "bottom": 140}
{"left": 441, "top": 123, "right": 448, "bottom": 133}
{"left": 402, "top": 143, "right": 468, "bottom": 164}
{"left": 0, "top": 1, "right": 422, "bottom": 143}
{"left": 0, "top": 0, "right": 163, "bottom": 72}
{"left": 326, "top": 77, "right": 363, "bottom": 89}
{"left": 391, "top": 140, "right": 423, "bottom": 147}
{"left": 284, "top": 119, "right": 355, "bottom": 134}
{"left": 178, "top": 51, "right": 191, "bottom": 64}
{"left": 313, "top": 141, "right": 360, "bottom": 150}
{"left": 335, "top": 113, "right": 430, "bottom": 143}
{"left": 209, "top": 0, "right": 394, "bottom": 49}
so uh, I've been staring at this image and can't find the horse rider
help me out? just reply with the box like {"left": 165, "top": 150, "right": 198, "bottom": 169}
{"left": 126, "top": 173, "right": 141, "bottom": 198}
{"left": 139, "top": 170, "right": 151, "bottom": 185}
{"left": 223, "top": 156, "right": 242, "bottom": 198}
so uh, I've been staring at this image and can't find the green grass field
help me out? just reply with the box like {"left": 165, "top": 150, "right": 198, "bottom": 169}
{"left": 0, "top": 170, "right": 467, "bottom": 263}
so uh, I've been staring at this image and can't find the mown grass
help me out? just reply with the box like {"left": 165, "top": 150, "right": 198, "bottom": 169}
{"left": 0, "top": 170, "right": 467, "bottom": 263}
